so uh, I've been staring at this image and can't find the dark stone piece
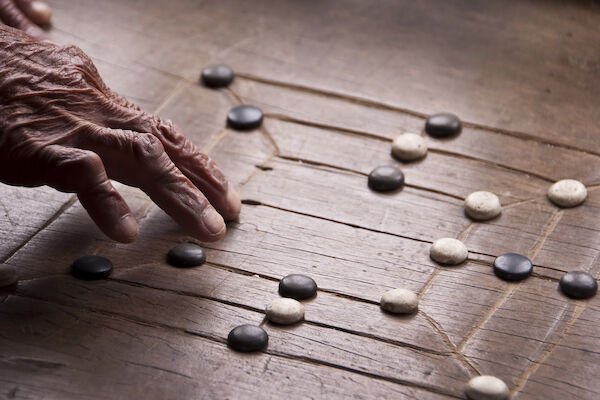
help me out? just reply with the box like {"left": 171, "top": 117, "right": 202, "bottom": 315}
{"left": 227, "top": 324, "right": 268, "bottom": 352}
{"left": 368, "top": 166, "right": 405, "bottom": 192}
{"left": 226, "top": 105, "right": 263, "bottom": 130}
{"left": 425, "top": 113, "right": 462, "bottom": 137}
{"left": 559, "top": 271, "right": 598, "bottom": 299}
{"left": 493, "top": 253, "right": 532, "bottom": 281}
{"left": 167, "top": 243, "right": 206, "bottom": 268}
{"left": 71, "top": 255, "right": 113, "bottom": 280}
{"left": 201, "top": 64, "right": 234, "bottom": 88}
{"left": 279, "top": 274, "right": 318, "bottom": 300}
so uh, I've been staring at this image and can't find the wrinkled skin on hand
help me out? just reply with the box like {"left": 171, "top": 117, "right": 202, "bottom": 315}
{"left": 0, "top": 24, "right": 241, "bottom": 243}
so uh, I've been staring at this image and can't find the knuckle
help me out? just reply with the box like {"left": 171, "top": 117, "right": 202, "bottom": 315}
{"left": 130, "top": 132, "right": 165, "bottom": 163}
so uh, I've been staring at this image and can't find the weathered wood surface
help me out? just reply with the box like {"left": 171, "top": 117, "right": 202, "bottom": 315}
{"left": 1, "top": 0, "right": 600, "bottom": 399}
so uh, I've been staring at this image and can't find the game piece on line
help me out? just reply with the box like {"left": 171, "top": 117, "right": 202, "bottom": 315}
{"left": 547, "top": 179, "right": 587, "bottom": 208}
{"left": 227, "top": 105, "right": 263, "bottom": 130}
{"left": 266, "top": 298, "right": 305, "bottom": 325}
{"left": 464, "top": 191, "right": 501, "bottom": 221}
{"left": 0, "top": 264, "right": 17, "bottom": 287}
{"left": 167, "top": 242, "right": 207, "bottom": 268}
{"left": 380, "top": 288, "right": 418, "bottom": 314}
{"left": 227, "top": 324, "right": 268, "bottom": 352}
{"left": 368, "top": 165, "right": 405, "bottom": 192}
{"left": 559, "top": 271, "right": 598, "bottom": 299}
{"left": 279, "top": 274, "right": 318, "bottom": 300}
{"left": 201, "top": 64, "right": 234, "bottom": 88}
{"left": 465, "top": 375, "right": 509, "bottom": 400}
{"left": 391, "top": 133, "right": 427, "bottom": 161}
{"left": 71, "top": 255, "right": 113, "bottom": 280}
{"left": 493, "top": 253, "right": 532, "bottom": 281}
{"left": 425, "top": 113, "right": 462, "bottom": 137}
{"left": 430, "top": 238, "right": 468, "bottom": 265}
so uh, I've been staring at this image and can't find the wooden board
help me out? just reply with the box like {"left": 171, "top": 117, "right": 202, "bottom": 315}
{"left": 1, "top": 0, "right": 600, "bottom": 399}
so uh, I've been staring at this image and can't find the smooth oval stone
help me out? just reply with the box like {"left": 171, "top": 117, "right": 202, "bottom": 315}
{"left": 266, "top": 298, "right": 305, "bottom": 325}
{"left": 380, "top": 288, "right": 418, "bottom": 314}
{"left": 430, "top": 238, "right": 468, "bottom": 265}
{"left": 0, "top": 264, "right": 18, "bottom": 287}
{"left": 465, "top": 376, "right": 509, "bottom": 400}
{"left": 425, "top": 113, "right": 462, "bottom": 137}
{"left": 201, "top": 64, "right": 234, "bottom": 88}
{"left": 559, "top": 271, "right": 597, "bottom": 299}
{"left": 391, "top": 133, "right": 427, "bottom": 161}
{"left": 167, "top": 243, "right": 206, "bottom": 268}
{"left": 368, "top": 166, "right": 405, "bottom": 192}
{"left": 493, "top": 253, "right": 532, "bottom": 281}
{"left": 227, "top": 105, "right": 263, "bottom": 130}
{"left": 227, "top": 324, "right": 268, "bottom": 352}
{"left": 465, "top": 191, "right": 501, "bottom": 221}
{"left": 547, "top": 179, "right": 587, "bottom": 208}
{"left": 71, "top": 255, "right": 113, "bottom": 280}
{"left": 279, "top": 274, "right": 317, "bottom": 300}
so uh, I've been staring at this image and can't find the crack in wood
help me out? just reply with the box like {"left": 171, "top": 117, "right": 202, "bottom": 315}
{"left": 456, "top": 207, "right": 566, "bottom": 353}
{"left": 10, "top": 292, "right": 461, "bottom": 399}
{"left": 420, "top": 310, "right": 480, "bottom": 377}
{"left": 1, "top": 196, "right": 77, "bottom": 265}
{"left": 510, "top": 302, "right": 587, "bottom": 396}
{"left": 236, "top": 74, "right": 600, "bottom": 159}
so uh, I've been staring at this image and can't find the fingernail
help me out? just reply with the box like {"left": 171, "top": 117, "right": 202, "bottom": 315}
{"left": 118, "top": 214, "right": 139, "bottom": 243}
{"left": 225, "top": 185, "right": 241, "bottom": 220}
{"left": 202, "top": 207, "right": 226, "bottom": 236}
{"left": 30, "top": 1, "right": 53, "bottom": 25}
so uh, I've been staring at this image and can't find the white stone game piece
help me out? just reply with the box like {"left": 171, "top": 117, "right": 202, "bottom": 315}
{"left": 464, "top": 191, "right": 501, "bottom": 221}
{"left": 266, "top": 298, "right": 305, "bottom": 325}
{"left": 380, "top": 288, "right": 418, "bottom": 314}
{"left": 465, "top": 375, "right": 510, "bottom": 400}
{"left": 430, "top": 238, "right": 468, "bottom": 265}
{"left": 391, "top": 133, "right": 427, "bottom": 161}
{"left": 547, "top": 179, "right": 587, "bottom": 208}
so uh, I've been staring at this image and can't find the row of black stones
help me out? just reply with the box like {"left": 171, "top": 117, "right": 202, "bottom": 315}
{"left": 492, "top": 253, "right": 597, "bottom": 299}
{"left": 227, "top": 274, "right": 318, "bottom": 352}
{"left": 201, "top": 64, "right": 264, "bottom": 131}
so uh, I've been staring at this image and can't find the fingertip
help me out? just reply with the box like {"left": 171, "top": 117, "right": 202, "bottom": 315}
{"left": 223, "top": 185, "right": 241, "bottom": 221}
{"left": 115, "top": 213, "right": 139, "bottom": 243}
{"left": 201, "top": 207, "right": 226, "bottom": 241}
{"left": 28, "top": 1, "right": 52, "bottom": 25}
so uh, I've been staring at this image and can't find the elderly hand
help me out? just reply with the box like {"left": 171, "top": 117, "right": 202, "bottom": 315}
{"left": 0, "top": 24, "right": 241, "bottom": 243}
{"left": 0, "top": 0, "right": 52, "bottom": 39}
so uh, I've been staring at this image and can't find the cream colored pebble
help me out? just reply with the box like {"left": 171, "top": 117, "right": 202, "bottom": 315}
{"left": 266, "top": 298, "right": 305, "bottom": 325}
{"left": 430, "top": 238, "right": 468, "bottom": 265}
{"left": 465, "top": 376, "right": 509, "bottom": 400}
{"left": 391, "top": 133, "right": 427, "bottom": 161}
{"left": 464, "top": 191, "right": 501, "bottom": 221}
{"left": 0, "top": 264, "right": 17, "bottom": 287}
{"left": 547, "top": 179, "right": 587, "bottom": 208}
{"left": 380, "top": 288, "right": 418, "bottom": 314}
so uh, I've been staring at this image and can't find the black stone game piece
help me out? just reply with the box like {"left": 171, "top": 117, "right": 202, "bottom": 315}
{"left": 201, "top": 64, "right": 234, "bottom": 88}
{"left": 559, "top": 271, "right": 598, "bottom": 299}
{"left": 493, "top": 253, "right": 532, "bottom": 281}
{"left": 227, "top": 324, "right": 268, "bottom": 352}
{"left": 425, "top": 113, "right": 462, "bottom": 137}
{"left": 226, "top": 105, "right": 263, "bottom": 130}
{"left": 279, "top": 274, "right": 318, "bottom": 300}
{"left": 71, "top": 255, "right": 113, "bottom": 280}
{"left": 368, "top": 166, "right": 405, "bottom": 192}
{"left": 167, "top": 243, "right": 207, "bottom": 268}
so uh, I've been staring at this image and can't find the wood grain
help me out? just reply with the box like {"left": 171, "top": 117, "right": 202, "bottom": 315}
{"left": 1, "top": 0, "right": 598, "bottom": 398}
{"left": 0, "top": 296, "right": 451, "bottom": 400}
